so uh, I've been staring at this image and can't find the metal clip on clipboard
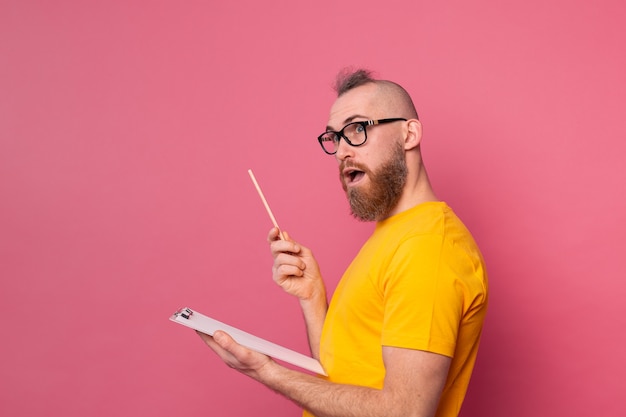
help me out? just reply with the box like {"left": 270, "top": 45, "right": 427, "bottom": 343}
{"left": 174, "top": 307, "right": 193, "bottom": 320}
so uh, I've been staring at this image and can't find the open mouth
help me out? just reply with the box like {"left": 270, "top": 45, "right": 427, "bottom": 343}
{"left": 344, "top": 168, "right": 366, "bottom": 185}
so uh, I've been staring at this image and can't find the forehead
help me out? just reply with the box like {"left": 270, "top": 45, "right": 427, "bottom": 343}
{"left": 327, "top": 83, "right": 380, "bottom": 129}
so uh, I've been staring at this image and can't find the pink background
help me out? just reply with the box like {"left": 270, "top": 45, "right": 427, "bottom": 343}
{"left": 1, "top": 1, "right": 625, "bottom": 416}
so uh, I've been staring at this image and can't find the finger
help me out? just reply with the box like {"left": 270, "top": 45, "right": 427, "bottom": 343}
{"left": 282, "top": 230, "right": 293, "bottom": 242}
{"left": 212, "top": 330, "right": 232, "bottom": 348}
{"left": 270, "top": 240, "right": 301, "bottom": 259}
{"left": 211, "top": 331, "right": 263, "bottom": 366}
{"left": 281, "top": 231, "right": 305, "bottom": 253}
{"left": 273, "top": 264, "right": 305, "bottom": 282}
{"left": 197, "top": 331, "right": 228, "bottom": 358}
{"left": 197, "top": 330, "right": 240, "bottom": 362}
{"left": 268, "top": 227, "right": 282, "bottom": 242}
{"left": 274, "top": 252, "right": 306, "bottom": 270}
{"left": 197, "top": 330, "right": 231, "bottom": 349}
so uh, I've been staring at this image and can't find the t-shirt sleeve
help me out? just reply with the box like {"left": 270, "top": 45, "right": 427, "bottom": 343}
{"left": 380, "top": 234, "right": 463, "bottom": 357}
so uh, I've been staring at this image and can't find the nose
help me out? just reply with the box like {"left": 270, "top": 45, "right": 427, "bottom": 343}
{"left": 335, "top": 137, "right": 354, "bottom": 161}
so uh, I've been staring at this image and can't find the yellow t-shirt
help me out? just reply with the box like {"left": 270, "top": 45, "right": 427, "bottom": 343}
{"left": 305, "top": 202, "right": 488, "bottom": 417}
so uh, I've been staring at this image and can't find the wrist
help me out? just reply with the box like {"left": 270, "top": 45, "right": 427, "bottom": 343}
{"left": 299, "top": 286, "right": 327, "bottom": 308}
{"left": 252, "top": 358, "right": 288, "bottom": 387}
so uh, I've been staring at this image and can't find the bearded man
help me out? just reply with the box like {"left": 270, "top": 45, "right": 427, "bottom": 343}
{"left": 200, "top": 68, "right": 489, "bottom": 417}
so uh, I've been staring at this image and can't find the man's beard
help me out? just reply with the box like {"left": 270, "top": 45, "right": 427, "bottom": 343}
{"left": 341, "top": 142, "right": 408, "bottom": 222}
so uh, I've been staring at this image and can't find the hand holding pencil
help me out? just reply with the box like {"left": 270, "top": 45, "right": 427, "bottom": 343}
{"left": 249, "top": 169, "right": 327, "bottom": 319}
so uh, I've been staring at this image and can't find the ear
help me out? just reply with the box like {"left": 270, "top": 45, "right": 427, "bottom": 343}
{"left": 404, "top": 119, "right": 422, "bottom": 150}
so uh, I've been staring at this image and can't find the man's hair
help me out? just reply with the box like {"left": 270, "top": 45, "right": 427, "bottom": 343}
{"left": 333, "top": 68, "right": 419, "bottom": 120}
{"left": 334, "top": 68, "right": 376, "bottom": 96}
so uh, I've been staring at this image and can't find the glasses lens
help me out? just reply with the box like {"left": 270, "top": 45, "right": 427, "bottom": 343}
{"left": 343, "top": 122, "right": 366, "bottom": 146}
{"left": 319, "top": 132, "right": 339, "bottom": 154}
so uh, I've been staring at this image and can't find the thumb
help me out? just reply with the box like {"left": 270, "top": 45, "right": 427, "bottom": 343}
{"left": 213, "top": 330, "right": 232, "bottom": 348}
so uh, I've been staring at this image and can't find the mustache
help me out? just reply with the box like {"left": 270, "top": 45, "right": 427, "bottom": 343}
{"left": 340, "top": 160, "right": 369, "bottom": 173}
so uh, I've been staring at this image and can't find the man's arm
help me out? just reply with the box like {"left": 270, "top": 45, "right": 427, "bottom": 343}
{"left": 199, "top": 331, "right": 451, "bottom": 417}
{"left": 268, "top": 228, "right": 327, "bottom": 359}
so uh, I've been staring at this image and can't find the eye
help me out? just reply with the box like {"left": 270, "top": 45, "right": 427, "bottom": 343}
{"left": 321, "top": 133, "right": 339, "bottom": 143}
{"left": 355, "top": 124, "right": 365, "bottom": 134}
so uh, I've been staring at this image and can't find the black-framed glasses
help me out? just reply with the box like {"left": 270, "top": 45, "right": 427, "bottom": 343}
{"left": 317, "top": 118, "right": 407, "bottom": 155}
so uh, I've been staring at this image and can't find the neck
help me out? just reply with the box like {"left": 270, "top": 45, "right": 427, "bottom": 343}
{"left": 382, "top": 163, "right": 438, "bottom": 220}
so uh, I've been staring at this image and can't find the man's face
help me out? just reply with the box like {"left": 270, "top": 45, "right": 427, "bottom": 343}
{"left": 326, "top": 84, "right": 408, "bottom": 221}
{"left": 342, "top": 141, "right": 408, "bottom": 221}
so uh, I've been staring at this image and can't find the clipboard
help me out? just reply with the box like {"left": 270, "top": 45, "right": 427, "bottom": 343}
{"left": 170, "top": 307, "right": 327, "bottom": 376}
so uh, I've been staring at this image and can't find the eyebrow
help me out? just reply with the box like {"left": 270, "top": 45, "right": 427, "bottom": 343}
{"left": 326, "top": 114, "right": 369, "bottom": 131}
